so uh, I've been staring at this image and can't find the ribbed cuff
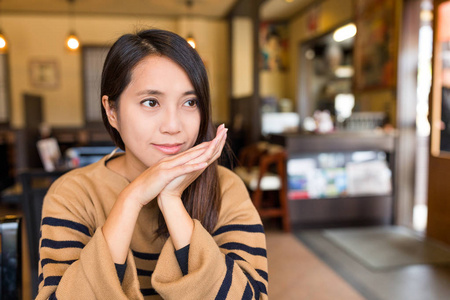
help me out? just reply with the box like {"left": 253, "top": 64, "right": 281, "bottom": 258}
{"left": 175, "top": 244, "right": 190, "bottom": 276}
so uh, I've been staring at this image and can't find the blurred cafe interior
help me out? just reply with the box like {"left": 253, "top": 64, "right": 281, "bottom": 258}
{"left": 1, "top": 0, "right": 450, "bottom": 299}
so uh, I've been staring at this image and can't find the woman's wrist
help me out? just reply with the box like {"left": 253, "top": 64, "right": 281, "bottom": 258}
{"left": 157, "top": 192, "right": 182, "bottom": 214}
{"left": 103, "top": 191, "right": 142, "bottom": 264}
{"left": 121, "top": 182, "right": 147, "bottom": 211}
{"left": 157, "top": 194, "right": 194, "bottom": 250}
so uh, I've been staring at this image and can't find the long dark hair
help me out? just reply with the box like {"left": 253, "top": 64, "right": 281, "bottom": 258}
{"left": 101, "top": 29, "right": 221, "bottom": 238}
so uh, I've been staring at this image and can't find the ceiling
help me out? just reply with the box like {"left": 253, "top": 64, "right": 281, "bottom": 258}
{"left": 260, "top": 0, "right": 315, "bottom": 21}
{"left": 0, "top": 0, "right": 238, "bottom": 18}
{"left": 0, "top": 0, "right": 315, "bottom": 20}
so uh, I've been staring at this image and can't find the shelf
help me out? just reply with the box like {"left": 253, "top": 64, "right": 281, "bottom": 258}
{"left": 270, "top": 131, "right": 397, "bottom": 229}
{"left": 270, "top": 130, "right": 396, "bottom": 153}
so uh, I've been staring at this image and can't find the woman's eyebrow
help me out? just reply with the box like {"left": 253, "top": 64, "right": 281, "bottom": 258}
{"left": 183, "top": 90, "right": 197, "bottom": 96}
{"left": 136, "top": 90, "right": 196, "bottom": 96}
{"left": 136, "top": 89, "right": 164, "bottom": 96}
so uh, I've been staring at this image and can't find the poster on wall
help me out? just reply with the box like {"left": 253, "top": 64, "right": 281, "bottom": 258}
{"left": 259, "top": 22, "right": 289, "bottom": 71}
{"left": 437, "top": 1, "right": 450, "bottom": 152}
{"left": 29, "top": 59, "right": 60, "bottom": 89}
{"left": 354, "top": 0, "right": 397, "bottom": 90}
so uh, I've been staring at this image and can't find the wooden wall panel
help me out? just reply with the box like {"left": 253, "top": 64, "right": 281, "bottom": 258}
{"left": 427, "top": 156, "right": 450, "bottom": 245}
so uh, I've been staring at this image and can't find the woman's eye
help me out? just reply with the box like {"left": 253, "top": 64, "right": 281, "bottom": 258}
{"left": 142, "top": 99, "right": 158, "bottom": 107}
{"left": 184, "top": 99, "right": 198, "bottom": 107}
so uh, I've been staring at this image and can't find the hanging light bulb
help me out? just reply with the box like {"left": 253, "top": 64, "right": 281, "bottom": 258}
{"left": 186, "top": 34, "right": 196, "bottom": 49}
{"left": 66, "top": 0, "right": 80, "bottom": 51}
{"left": 66, "top": 33, "right": 79, "bottom": 50}
{"left": 185, "top": 0, "right": 196, "bottom": 49}
{"left": 0, "top": 32, "right": 7, "bottom": 52}
{"left": 0, "top": 0, "right": 7, "bottom": 52}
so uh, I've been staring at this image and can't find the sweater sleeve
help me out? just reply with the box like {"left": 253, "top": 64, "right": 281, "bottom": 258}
{"left": 36, "top": 178, "right": 143, "bottom": 300}
{"left": 151, "top": 167, "right": 268, "bottom": 300}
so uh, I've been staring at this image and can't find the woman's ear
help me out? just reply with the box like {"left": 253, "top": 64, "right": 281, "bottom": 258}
{"left": 102, "top": 96, "right": 119, "bottom": 130}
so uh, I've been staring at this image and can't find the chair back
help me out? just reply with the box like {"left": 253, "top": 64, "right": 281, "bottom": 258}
{"left": 236, "top": 143, "right": 291, "bottom": 232}
{"left": 19, "top": 170, "right": 66, "bottom": 298}
{"left": 0, "top": 215, "right": 22, "bottom": 300}
{"left": 255, "top": 151, "right": 288, "bottom": 193}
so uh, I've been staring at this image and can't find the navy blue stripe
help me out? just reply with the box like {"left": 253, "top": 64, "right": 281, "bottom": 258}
{"left": 44, "top": 276, "right": 62, "bottom": 286}
{"left": 258, "top": 280, "right": 267, "bottom": 294}
{"left": 220, "top": 242, "right": 267, "bottom": 257}
{"left": 137, "top": 268, "right": 154, "bottom": 277}
{"left": 244, "top": 272, "right": 267, "bottom": 297}
{"left": 256, "top": 269, "right": 268, "bottom": 282}
{"left": 42, "top": 217, "right": 91, "bottom": 237}
{"left": 41, "top": 239, "right": 85, "bottom": 249}
{"left": 38, "top": 273, "right": 44, "bottom": 285}
{"left": 213, "top": 224, "right": 265, "bottom": 236}
{"left": 132, "top": 250, "right": 160, "bottom": 260}
{"left": 214, "top": 255, "right": 234, "bottom": 300}
{"left": 41, "top": 258, "right": 76, "bottom": 268}
{"left": 226, "top": 252, "right": 246, "bottom": 262}
{"left": 49, "top": 292, "right": 57, "bottom": 300}
{"left": 244, "top": 272, "right": 260, "bottom": 299}
{"left": 242, "top": 282, "right": 253, "bottom": 300}
{"left": 141, "top": 288, "right": 158, "bottom": 296}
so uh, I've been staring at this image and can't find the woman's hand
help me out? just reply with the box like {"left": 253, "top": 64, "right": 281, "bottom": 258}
{"left": 158, "top": 124, "right": 228, "bottom": 202}
{"left": 156, "top": 124, "right": 227, "bottom": 250}
{"left": 122, "top": 124, "right": 227, "bottom": 209}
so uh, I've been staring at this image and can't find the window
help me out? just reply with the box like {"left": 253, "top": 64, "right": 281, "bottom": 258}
{"left": 82, "top": 46, "right": 110, "bottom": 124}
{"left": 0, "top": 53, "right": 10, "bottom": 125}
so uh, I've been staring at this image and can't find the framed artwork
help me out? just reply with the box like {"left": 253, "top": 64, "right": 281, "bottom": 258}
{"left": 432, "top": 1, "right": 450, "bottom": 154}
{"left": 29, "top": 59, "right": 59, "bottom": 89}
{"left": 259, "top": 22, "right": 289, "bottom": 71}
{"left": 354, "top": 0, "right": 397, "bottom": 91}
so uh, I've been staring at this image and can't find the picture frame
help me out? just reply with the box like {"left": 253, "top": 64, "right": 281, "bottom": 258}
{"left": 354, "top": 0, "right": 397, "bottom": 91}
{"left": 29, "top": 59, "right": 59, "bottom": 89}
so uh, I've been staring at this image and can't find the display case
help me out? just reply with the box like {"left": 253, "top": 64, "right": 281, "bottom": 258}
{"left": 270, "top": 130, "right": 396, "bottom": 229}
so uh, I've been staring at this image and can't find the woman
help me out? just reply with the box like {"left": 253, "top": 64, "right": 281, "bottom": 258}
{"left": 37, "top": 29, "right": 268, "bottom": 299}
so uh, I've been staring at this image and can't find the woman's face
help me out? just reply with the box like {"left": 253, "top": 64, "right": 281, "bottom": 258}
{"left": 106, "top": 55, "right": 201, "bottom": 170}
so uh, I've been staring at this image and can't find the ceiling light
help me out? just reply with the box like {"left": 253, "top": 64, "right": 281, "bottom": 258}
{"left": 0, "top": 32, "right": 7, "bottom": 52}
{"left": 0, "top": 1, "right": 7, "bottom": 52}
{"left": 186, "top": 34, "right": 196, "bottom": 49}
{"left": 185, "top": 0, "right": 196, "bottom": 49}
{"left": 66, "top": 33, "right": 79, "bottom": 50}
{"left": 66, "top": 0, "right": 80, "bottom": 51}
{"left": 333, "top": 23, "right": 357, "bottom": 42}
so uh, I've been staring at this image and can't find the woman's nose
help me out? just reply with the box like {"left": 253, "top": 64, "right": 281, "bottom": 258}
{"left": 160, "top": 107, "right": 182, "bottom": 134}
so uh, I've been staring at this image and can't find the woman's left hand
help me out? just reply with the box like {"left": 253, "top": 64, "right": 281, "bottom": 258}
{"left": 157, "top": 125, "right": 227, "bottom": 203}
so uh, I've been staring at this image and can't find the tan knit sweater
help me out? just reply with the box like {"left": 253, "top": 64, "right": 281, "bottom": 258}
{"left": 36, "top": 154, "right": 268, "bottom": 299}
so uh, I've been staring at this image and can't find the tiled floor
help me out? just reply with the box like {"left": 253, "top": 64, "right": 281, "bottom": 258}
{"left": 266, "top": 231, "right": 365, "bottom": 300}
{"left": 295, "top": 229, "right": 450, "bottom": 300}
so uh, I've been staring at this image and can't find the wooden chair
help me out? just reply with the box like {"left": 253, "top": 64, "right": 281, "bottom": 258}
{"left": 235, "top": 143, "right": 291, "bottom": 232}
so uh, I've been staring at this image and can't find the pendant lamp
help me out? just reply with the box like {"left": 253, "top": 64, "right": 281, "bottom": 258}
{"left": 185, "top": 0, "right": 196, "bottom": 49}
{"left": 66, "top": 0, "right": 80, "bottom": 51}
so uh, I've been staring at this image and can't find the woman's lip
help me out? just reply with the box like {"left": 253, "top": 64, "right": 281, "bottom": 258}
{"left": 152, "top": 143, "right": 184, "bottom": 155}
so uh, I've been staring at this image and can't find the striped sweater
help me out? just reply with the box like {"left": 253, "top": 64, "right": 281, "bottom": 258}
{"left": 36, "top": 154, "right": 268, "bottom": 299}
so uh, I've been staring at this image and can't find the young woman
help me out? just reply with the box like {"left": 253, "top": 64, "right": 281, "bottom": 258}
{"left": 37, "top": 29, "right": 268, "bottom": 299}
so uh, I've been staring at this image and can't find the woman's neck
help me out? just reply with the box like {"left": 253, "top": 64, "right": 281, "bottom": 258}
{"left": 106, "top": 152, "right": 146, "bottom": 183}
